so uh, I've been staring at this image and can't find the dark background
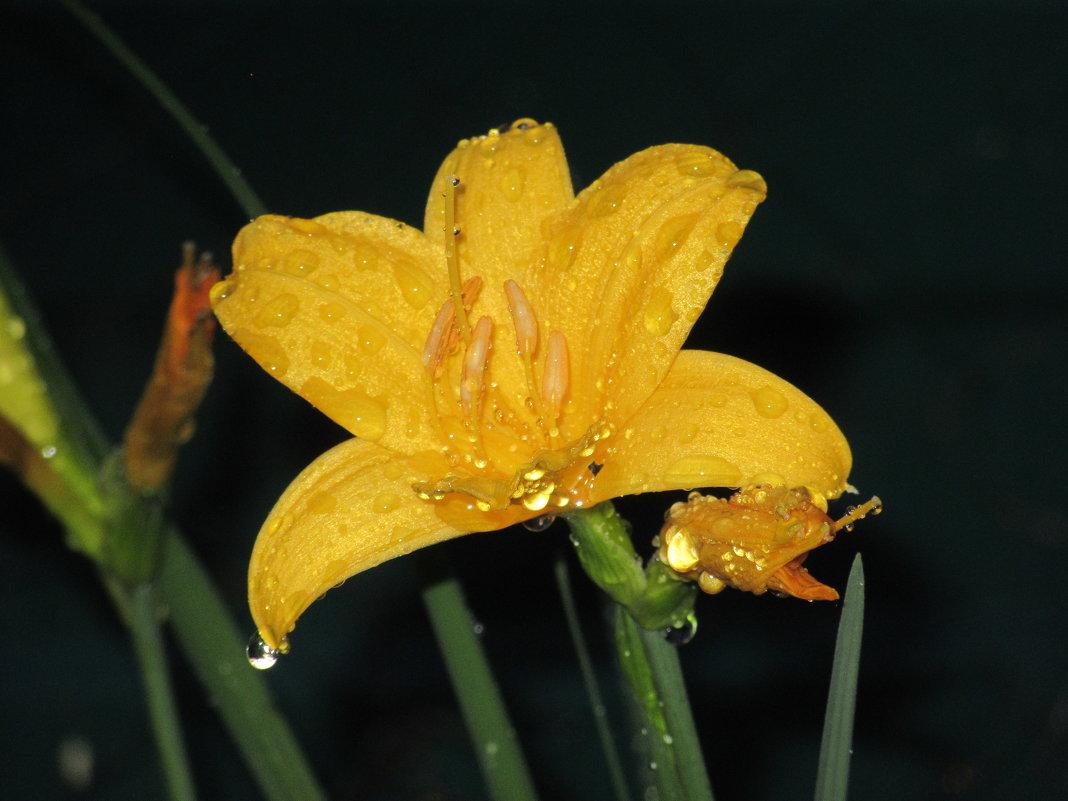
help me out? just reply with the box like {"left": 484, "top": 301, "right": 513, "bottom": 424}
{"left": 2, "top": 1, "right": 1065, "bottom": 799}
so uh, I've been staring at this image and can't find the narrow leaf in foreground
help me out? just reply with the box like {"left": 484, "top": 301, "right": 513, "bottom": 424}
{"left": 815, "top": 554, "right": 865, "bottom": 801}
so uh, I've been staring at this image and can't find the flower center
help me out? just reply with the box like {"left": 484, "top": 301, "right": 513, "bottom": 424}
{"left": 414, "top": 175, "right": 604, "bottom": 515}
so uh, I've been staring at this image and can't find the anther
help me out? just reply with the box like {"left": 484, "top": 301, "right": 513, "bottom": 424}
{"left": 461, "top": 316, "right": 494, "bottom": 421}
{"left": 542, "top": 330, "right": 570, "bottom": 423}
{"left": 422, "top": 298, "right": 455, "bottom": 376}
{"left": 504, "top": 280, "right": 539, "bottom": 357}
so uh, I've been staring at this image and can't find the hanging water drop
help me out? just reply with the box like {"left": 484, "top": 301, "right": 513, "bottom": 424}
{"left": 247, "top": 632, "right": 281, "bottom": 670}
{"left": 522, "top": 514, "right": 557, "bottom": 532}
{"left": 664, "top": 613, "right": 698, "bottom": 645}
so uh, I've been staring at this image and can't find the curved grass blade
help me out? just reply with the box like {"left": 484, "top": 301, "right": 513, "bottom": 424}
{"left": 814, "top": 554, "right": 865, "bottom": 801}
{"left": 62, "top": 0, "right": 268, "bottom": 220}
{"left": 554, "top": 554, "right": 633, "bottom": 801}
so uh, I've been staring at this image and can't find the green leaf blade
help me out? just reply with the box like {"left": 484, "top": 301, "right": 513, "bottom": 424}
{"left": 815, "top": 554, "right": 865, "bottom": 801}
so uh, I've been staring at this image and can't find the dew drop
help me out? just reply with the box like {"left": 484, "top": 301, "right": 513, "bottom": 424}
{"left": 235, "top": 329, "right": 290, "bottom": 377}
{"left": 374, "top": 492, "right": 402, "bottom": 513}
{"left": 310, "top": 340, "right": 332, "bottom": 368}
{"left": 715, "top": 221, "right": 744, "bottom": 248}
{"left": 299, "top": 377, "right": 388, "bottom": 441}
{"left": 643, "top": 287, "right": 678, "bottom": 336}
{"left": 548, "top": 223, "right": 583, "bottom": 270}
{"left": 675, "top": 150, "right": 721, "bottom": 176}
{"left": 664, "top": 455, "right": 742, "bottom": 489}
{"left": 357, "top": 324, "right": 387, "bottom": 354}
{"left": 392, "top": 260, "right": 433, "bottom": 309}
{"left": 247, "top": 633, "right": 280, "bottom": 670}
{"left": 726, "top": 169, "right": 768, "bottom": 196}
{"left": 522, "top": 514, "right": 556, "bottom": 532}
{"left": 654, "top": 213, "right": 700, "bottom": 261}
{"left": 208, "top": 279, "right": 234, "bottom": 304}
{"left": 750, "top": 385, "right": 788, "bottom": 418}
{"left": 306, "top": 491, "right": 338, "bottom": 514}
{"left": 587, "top": 182, "right": 627, "bottom": 217}
{"left": 288, "top": 218, "right": 329, "bottom": 236}
{"left": 664, "top": 614, "right": 698, "bottom": 645}
{"left": 501, "top": 166, "right": 526, "bottom": 201}
{"left": 281, "top": 248, "right": 320, "bottom": 276}
{"left": 319, "top": 302, "right": 348, "bottom": 323}
{"left": 254, "top": 293, "right": 301, "bottom": 328}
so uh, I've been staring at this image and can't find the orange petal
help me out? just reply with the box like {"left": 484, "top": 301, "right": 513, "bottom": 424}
{"left": 248, "top": 438, "right": 464, "bottom": 650}
{"left": 529, "top": 145, "right": 766, "bottom": 431}
{"left": 766, "top": 558, "right": 840, "bottom": 601}
{"left": 212, "top": 213, "right": 444, "bottom": 452}
{"left": 593, "top": 350, "right": 852, "bottom": 502}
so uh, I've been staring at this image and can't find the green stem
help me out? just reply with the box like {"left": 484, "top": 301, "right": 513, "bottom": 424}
{"left": 124, "top": 582, "right": 198, "bottom": 801}
{"left": 553, "top": 555, "right": 633, "bottom": 801}
{"left": 419, "top": 551, "right": 539, "bottom": 801}
{"left": 62, "top": 0, "right": 268, "bottom": 220}
{"left": 814, "top": 554, "right": 865, "bottom": 801}
{"left": 567, "top": 503, "right": 713, "bottom": 801}
{"left": 158, "top": 530, "right": 327, "bottom": 801}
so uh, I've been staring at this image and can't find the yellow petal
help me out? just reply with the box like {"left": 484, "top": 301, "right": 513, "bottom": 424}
{"left": 529, "top": 145, "right": 766, "bottom": 432}
{"left": 424, "top": 121, "right": 574, "bottom": 413}
{"left": 248, "top": 438, "right": 463, "bottom": 650}
{"left": 424, "top": 119, "right": 574, "bottom": 281}
{"left": 212, "top": 213, "right": 445, "bottom": 452}
{"left": 593, "top": 350, "right": 851, "bottom": 501}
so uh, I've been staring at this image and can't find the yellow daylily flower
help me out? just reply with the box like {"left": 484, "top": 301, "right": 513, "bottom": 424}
{"left": 211, "top": 119, "right": 851, "bottom": 653}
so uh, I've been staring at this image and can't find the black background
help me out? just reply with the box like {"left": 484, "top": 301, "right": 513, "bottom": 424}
{"left": 2, "top": 1, "right": 1066, "bottom": 799}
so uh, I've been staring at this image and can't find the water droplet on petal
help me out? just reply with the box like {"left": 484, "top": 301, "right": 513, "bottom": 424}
{"left": 643, "top": 287, "right": 678, "bottom": 336}
{"left": 254, "top": 293, "right": 301, "bottom": 328}
{"left": 664, "top": 455, "right": 742, "bottom": 489}
{"left": 726, "top": 169, "right": 768, "bottom": 196}
{"left": 750, "top": 385, "right": 788, "bottom": 418}
{"left": 247, "top": 633, "right": 280, "bottom": 670}
{"left": 715, "top": 221, "right": 743, "bottom": 248}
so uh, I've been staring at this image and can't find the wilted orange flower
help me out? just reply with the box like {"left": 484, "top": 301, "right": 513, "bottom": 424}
{"left": 211, "top": 119, "right": 851, "bottom": 653}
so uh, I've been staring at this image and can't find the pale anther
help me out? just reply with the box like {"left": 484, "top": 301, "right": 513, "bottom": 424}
{"left": 504, "top": 279, "right": 539, "bottom": 358}
{"left": 542, "top": 330, "right": 570, "bottom": 419}
{"left": 422, "top": 298, "right": 455, "bottom": 374}
{"left": 461, "top": 316, "right": 494, "bottom": 419}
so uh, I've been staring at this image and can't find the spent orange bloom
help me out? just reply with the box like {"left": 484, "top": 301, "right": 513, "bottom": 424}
{"left": 211, "top": 119, "right": 851, "bottom": 653}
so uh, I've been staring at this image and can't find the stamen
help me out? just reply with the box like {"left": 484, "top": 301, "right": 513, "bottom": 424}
{"left": 461, "top": 316, "right": 494, "bottom": 422}
{"left": 423, "top": 276, "right": 484, "bottom": 379}
{"left": 542, "top": 330, "right": 570, "bottom": 427}
{"left": 505, "top": 279, "right": 546, "bottom": 423}
{"left": 504, "top": 280, "right": 538, "bottom": 357}
{"left": 422, "top": 298, "right": 455, "bottom": 377}
{"left": 443, "top": 175, "right": 471, "bottom": 343}
{"left": 444, "top": 276, "right": 483, "bottom": 354}
{"left": 833, "top": 496, "right": 883, "bottom": 533}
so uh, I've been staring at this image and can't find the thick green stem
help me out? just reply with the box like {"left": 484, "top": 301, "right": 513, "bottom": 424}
{"left": 124, "top": 582, "right": 197, "bottom": 801}
{"left": 419, "top": 551, "right": 539, "bottom": 801}
{"left": 567, "top": 503, "right": 713, "bottom": 801}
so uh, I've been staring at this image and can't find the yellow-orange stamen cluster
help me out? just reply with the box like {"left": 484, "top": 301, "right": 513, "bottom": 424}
{"left": 414, "top": 176, "right": 590, "bottom": 515}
